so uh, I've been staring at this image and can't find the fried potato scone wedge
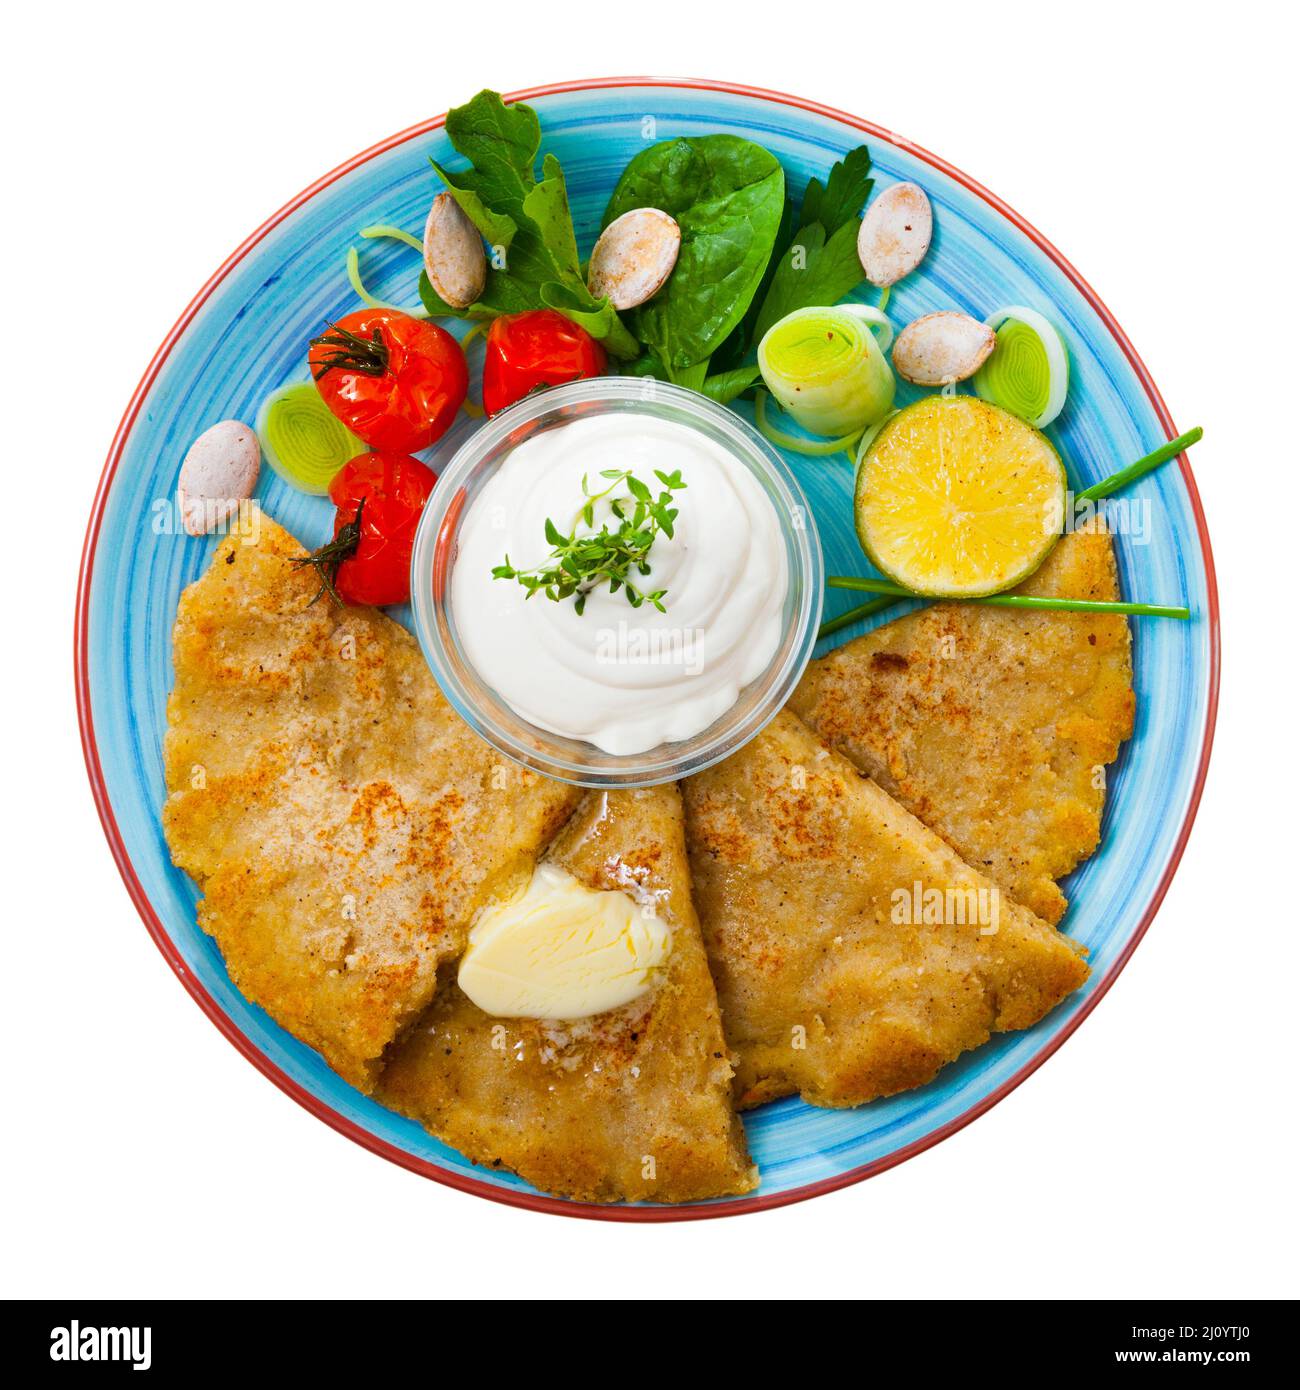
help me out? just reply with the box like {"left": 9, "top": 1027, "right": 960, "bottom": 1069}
{"left": 790, "top": 523, "right": 1135, "bottom": 923}
{"left": 683, "top": 711, "right": 1089, "bottom": 1109}
{"left": 378, "top": 785, "right": 757, "bottom": 1204}
{"left": 161, "top": 515, "right": 581, "bottom": 1092}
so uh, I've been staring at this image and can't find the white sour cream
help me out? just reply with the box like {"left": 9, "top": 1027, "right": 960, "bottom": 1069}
{"left": 452, "top": 413, "right": 788, "bottom": 754}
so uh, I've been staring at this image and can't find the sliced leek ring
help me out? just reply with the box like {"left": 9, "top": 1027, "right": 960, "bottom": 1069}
{"left": 853, "top": 408, "right": 900, "bottom": 480}
{"left": 256, "top": 383, "right": 367, "bottom": 495}
{"left": 345, "top": 226, "right": 427, "bottom": 314}
{"left": 360, "top": 224, "right": 424, "bottom": 252}
{"left": 754, "top": 390, "right": 863, "bottom": 457}
{"left": 972, "top": 305, "right": 1069, "bottom": 428}
{"left": 757, "top": 303, "right": 896, "bottom": 437}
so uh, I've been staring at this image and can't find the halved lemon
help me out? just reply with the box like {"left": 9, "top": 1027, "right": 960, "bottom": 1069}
{"left": 854, "top": 394, "right": 1065, "bottom": 597}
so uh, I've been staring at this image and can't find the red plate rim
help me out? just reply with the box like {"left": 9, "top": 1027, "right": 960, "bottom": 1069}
{"left": 74, "top": 75, "right": 1221, "bottom": 1223}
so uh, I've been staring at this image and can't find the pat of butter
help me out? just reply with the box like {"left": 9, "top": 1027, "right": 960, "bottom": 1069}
{"left": 457, "top": 863, "right": 671, "bottom": 1020}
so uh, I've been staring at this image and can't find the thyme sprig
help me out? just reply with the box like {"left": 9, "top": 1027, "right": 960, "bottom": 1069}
{"left": 493, "top": 468, "right": 686, "bottom": 616}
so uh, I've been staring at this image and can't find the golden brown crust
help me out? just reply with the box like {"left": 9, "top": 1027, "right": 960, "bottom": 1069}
{"left": 378, "top": 786, "right": 757, "bottom": 1204}
{"left": 789, "top": 524, "right": 1135, "bottom": 923}
{"left": 161, "top": 512, "right": 1121, "bottom": 1196}
{"left": 683, "top": 711, "right": 1089, "bottom": 1109}
{"left": 161, "top": 514, "right": 581, "bottom": 1091}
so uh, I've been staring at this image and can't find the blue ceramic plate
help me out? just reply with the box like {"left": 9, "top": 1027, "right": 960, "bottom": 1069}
{"left": 77, "top": 79, "right": 1219, "bottom": 1220}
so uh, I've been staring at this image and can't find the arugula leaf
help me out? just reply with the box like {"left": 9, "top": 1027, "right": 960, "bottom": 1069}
{"left": 419, "top": 264, "right": 529, "bottom": 319}
{"left": 524, "top": 156, "right": 582, "bottom": 271}
{"left": 430, "top": 166, "right": 517, "bottom": 251}
{"left": 602, "top": 136, "right": 785, "bottom": 377}
{"left": 541, "top": 282, "right": 640, "bottom": 359}
{"left": 423, "top": 91, "right": 636, "bottom": 357}
{"left": 750, "top": 145, "right": 874, "bottom": 344}
{"left": 438, "top": 91, "right": 539, "bottom": 220}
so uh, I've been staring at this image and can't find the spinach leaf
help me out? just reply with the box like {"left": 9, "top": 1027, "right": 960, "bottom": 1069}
{"left": 698, "top": 364, "right": 763, "bottom": 404}
{"left": 602, "top": 136, "right": 785, "bottom": 378}
{"left": 721, "top": 195, "right": 796, "bottom": 367}
{"left": 424, "top": 91, "right": 637, "bottom": 357}
{"left": 751, "top": 145, "right": 874, "bottom": 343}
{"left": 624, "top": 351, "right": 666, "bottom": 379}
{"left": 621, "top": 353, "right": 760, "bottom": 405}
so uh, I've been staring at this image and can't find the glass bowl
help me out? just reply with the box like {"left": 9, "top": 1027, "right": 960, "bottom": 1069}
{"left": 410, "top": 377, "right": 822, "bottom": 787}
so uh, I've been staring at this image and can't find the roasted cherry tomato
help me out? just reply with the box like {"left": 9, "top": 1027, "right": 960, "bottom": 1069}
{"left": 298, "top": 452, "right": 436, "bottom": 607}
{"left": 481, "top": 309, "right": 607, "bottom": 416}
{"left": 309, "top": 309, "right": 468, "bottom": 452}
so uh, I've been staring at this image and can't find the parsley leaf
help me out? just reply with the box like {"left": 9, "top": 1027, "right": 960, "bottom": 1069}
{"left": 750, "top": 145, "right": 874, "bottom": 343}
{"left": 800, "top": 145, "right": 874, "bottom": 236}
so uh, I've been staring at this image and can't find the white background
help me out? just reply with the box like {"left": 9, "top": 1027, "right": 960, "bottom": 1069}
{"left": 4, "top": 0, "right": 1294, "bottom": 1301}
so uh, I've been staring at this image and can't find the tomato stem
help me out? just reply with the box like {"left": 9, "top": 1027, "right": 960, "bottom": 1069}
{"left": 310, "top": 323, "right": 389, "bottom": 380}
